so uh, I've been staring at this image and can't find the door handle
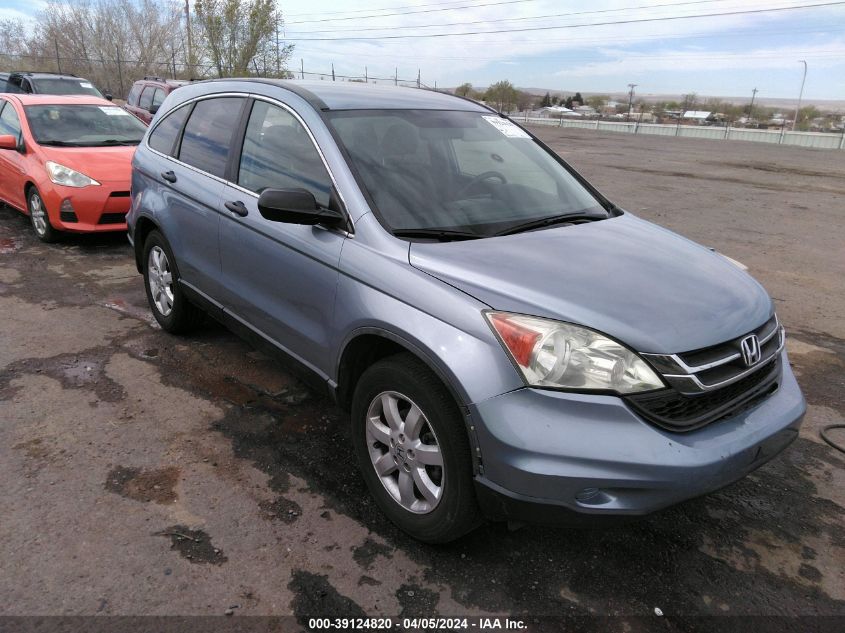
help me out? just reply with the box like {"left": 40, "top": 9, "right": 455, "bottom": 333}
{"left": 224, "top": 200, "right": 248, "bottom": 217}
{"left": 160, "top": 170, "right": 177, "bottom": 183}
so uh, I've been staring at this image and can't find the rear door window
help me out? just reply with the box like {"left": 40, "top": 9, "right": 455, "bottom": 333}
{"left": 148, "top": 104, "right": 191, "bottom": 156}
{"left": 152, "top": 89, "right": 165, "bottom": 110}
{"left": 177, "top": 97, "right": 245, "bottom": 178}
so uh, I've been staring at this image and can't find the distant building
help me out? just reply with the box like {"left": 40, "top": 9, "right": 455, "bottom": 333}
{"left": 542, "top": 106, "right": 582, "bottom": 117}
{"left": 682, "top": 110, "right": 712, "bottom": 120}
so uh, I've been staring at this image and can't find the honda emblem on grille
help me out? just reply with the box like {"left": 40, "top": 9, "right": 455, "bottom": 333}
{"left": 740, "top": 334, "right": 762, "bottom": 366}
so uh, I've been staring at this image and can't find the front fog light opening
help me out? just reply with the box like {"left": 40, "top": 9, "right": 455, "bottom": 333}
{"left": 575, "top": 487, "right": 613, "bottom": 506}
{"left": 59, "top": 199, "right": 78, "bottom": 223}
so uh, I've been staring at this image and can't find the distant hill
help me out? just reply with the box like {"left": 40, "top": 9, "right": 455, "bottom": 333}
{"left": 514, "top": 88, "right": 845, "bottom": 112}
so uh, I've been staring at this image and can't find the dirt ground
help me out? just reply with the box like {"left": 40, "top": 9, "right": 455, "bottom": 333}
{"left": 1, "top": 129, "right": 843, "bottom": 628}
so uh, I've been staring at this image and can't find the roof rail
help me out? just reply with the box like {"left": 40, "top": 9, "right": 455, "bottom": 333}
{"left": 143, "top": 75, "right": 166, "bottom": 82}
{"left": 10, "top": 70, "right": 79, "bottom": 78}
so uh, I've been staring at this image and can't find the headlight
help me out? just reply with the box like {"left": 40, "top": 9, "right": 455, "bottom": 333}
{"left": 486, "top": 312, "right": 665, "bottom": 394}
{"left": 45, "top": 161, "right": 100, "bottom": 188}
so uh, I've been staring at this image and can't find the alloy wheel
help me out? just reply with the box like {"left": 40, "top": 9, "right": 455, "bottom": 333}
{"left": 365, "top": 391, "right": 444, "bottom": 514}
{"left": 29, "top": 194, "right": 48, "bottom": 237}
{"left": 147, "top": 245, "right": 174, "bottom": 317}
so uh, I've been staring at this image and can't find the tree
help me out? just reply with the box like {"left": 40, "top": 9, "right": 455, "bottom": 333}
{"left": 564, "top": 96, "right": 573, "bottom": 109}
{"left": 484, "top": 80, "right": 519, "bottom": 113}
{"left": 25, "top": 0, "right": 186, "bottom": 96}
{"left": 195, "top": 0, "right": 292, "bottom": 77}
{"left": 795, "top": 105, "right": 821, "bottom": 130}
{"left": 573, "top": 91, "right": 583, "bottom": 105}
{"left": 540, "top": 91, "right": 552, "bottom": 108}
{"left": 455, "top": 82, "right": 474, "bottom": 97}
{"left": 586, "top": 95, "right": 607, "bottom": 109}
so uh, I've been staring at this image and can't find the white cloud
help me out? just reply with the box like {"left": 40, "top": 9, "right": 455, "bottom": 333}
{"left": 279, "top": 0, "right": 845, "bottom": 86}
{"left": 557, "top": 40, "right": 845, "bottom": 77}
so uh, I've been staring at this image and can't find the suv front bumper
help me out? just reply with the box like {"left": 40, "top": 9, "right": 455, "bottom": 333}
{"left": 471, "top": 350, "right": 805, "bottom": 523}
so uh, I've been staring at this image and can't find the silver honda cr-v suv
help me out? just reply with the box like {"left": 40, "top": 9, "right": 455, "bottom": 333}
{"left": 127, "top": 79, "right": 805, "bottom": 543}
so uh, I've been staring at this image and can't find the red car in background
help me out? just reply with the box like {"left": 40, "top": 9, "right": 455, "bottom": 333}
{"left": 0, "top": 94, "right": 147, "bottom": 241}
{"left": 123, "top": 76, "right": 189, "bottom": 124}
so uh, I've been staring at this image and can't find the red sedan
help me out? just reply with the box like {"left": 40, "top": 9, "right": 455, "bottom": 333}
{"left": 0, "top": 94, "right": 147, "bottom": 242}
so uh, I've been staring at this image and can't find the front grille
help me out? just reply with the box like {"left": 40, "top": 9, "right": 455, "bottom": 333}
{"left": 633, "top": 314, "right": 786, "bottom": 432}
{"left": 626, "top": 357, "right": 780, "bottom": 432}
{"left": 98, "top": 213, "right": 127, "bottom": 225}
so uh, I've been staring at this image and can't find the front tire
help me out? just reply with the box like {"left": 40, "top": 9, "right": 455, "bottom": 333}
{"left": 351, "top": 353, "right": 481, "bottom": 543}
{"left": 28, "top": 188, "right": 59, "bottom": 243}
{"left": 142, "top": 230, "right": 203, "bottom": 333}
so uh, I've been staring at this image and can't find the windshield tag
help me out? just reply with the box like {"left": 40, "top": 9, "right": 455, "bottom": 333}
{"left": 100, "top": 106, "right": 130, "bottom": 116}
{"left": 80, "top": 82, "right": 94, "bottom": 89}
{"left": 482, "top": 116, "right": 530, "bottom": 139}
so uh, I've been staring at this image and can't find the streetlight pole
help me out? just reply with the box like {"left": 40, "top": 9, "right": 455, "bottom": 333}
{"left": 749, "top": 87, "right": 758, "bottom": 123}
{"left": 792, "top": 60, "right": 807, "bottom": 131}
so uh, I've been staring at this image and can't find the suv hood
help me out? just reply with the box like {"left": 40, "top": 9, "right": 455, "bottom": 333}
{"left": 409, "top": 213, "right": 772, "bottom": 354}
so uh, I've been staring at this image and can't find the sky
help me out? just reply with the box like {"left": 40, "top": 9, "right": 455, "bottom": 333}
{"left": 2, "top": 0, "right": 844, "bottom": 102}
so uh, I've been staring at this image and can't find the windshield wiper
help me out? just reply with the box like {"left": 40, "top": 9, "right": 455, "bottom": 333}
{"left": 392, "top": 228, "right": 485, "bottom": 242}
{"left": 37, "top": 140, "right": 85, "bottom": 147}
{"left": 94, "top": 139, "right": 140, "bottom": 146}
{"left": 493, "top": 213, "right": 605, "bottom": 237}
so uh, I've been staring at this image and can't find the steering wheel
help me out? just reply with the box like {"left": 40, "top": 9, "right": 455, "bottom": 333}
{"left": 455, "top": 170, "right": 507, "bottom": 198}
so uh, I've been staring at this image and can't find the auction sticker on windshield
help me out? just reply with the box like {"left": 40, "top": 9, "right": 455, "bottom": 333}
{"left": 100, "top": 106, "right": 131, "bottom": 116}
{"left": 482, "top": 115, "right": 531, "bottom": 138}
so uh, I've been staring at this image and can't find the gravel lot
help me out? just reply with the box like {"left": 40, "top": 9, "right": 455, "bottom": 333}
{"left": 1, "top": 128, "right": 843, "bottom": 627}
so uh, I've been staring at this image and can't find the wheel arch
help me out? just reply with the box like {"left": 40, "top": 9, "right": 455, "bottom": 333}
{"left": 335, "top": 328, "right": 469, "bottom": 415}
{"left": 133, "top": 214, "right": 161, "bottom": 273}
{"left": 23, "top": 180, "right": 38, "bottom": 212}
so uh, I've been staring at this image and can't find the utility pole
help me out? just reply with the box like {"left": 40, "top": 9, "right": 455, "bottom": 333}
{"left": 185, "top": 0, "right": 192, "bottom": 74}
{"left": 417, "top": 69, "right": 420, "bottom": 89}
{"left": 749, "top": 88, "right": 758, "bottom": 123}
{"left": 54, "top": 39, "right": 62, "bottom": 73}
{"left": 626, "top": 83, "right": 637, "bottom": 122}
{"left": 331, "top": 63, "right": 335, "bottom": 81}
{"left": 115, "top": 45, "right": 124, "bottom": 97}
{"left": 365, "top": 66, "right": 368, "bottom": 83}
{"left": 275, "top": 6, "right": 282, "bottom": 76}
{"left": 300, "top": 58, "right": 304, "bottom": 79}
{"left": 792, "top": 60, "right": 807, "bottom": 131}
{"left": 394, "top": 68, "right": 398, "bottom": 86}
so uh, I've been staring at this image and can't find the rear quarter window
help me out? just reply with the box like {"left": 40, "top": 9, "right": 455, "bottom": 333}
{"left": 127, "top": 84, "right": 142, "bottom": 105}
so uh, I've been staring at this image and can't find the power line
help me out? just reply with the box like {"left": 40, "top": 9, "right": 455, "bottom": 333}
{"left": 300, "top": 26, "right": 841, "bottom": 61}
{"left": 286, "top": 0, "right": 738, "bottom": 34}
{"left": 284, "top": 0, "right": 530, "bottom": 19}
{"left": 283, "top": 1, "right": 845, "bottom": 41}
{"left": 285, "top": 0, "right": 539, "bottom": 25}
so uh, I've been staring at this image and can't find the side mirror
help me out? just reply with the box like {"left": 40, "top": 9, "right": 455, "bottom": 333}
{"left": 105, "top": 93, "right": 114, "bottom": 101}
{"left": 149, "top": 104, "right": 159, "bottom": 115}
{"left": 257, "top": 188, "right": 344, "bottom": 226}
{"left": 0, "top": 135, "right": 19, "bottom": 151}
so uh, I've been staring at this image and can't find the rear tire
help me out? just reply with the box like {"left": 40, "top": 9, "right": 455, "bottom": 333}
{"left": 28, "top": 188, "right": 59, "bottom": 243}
{"left": 142, "top": 230, "right": 203, "bottom": 333}
{"left": 351, "top": 353, "right": 481, "bottom": 543}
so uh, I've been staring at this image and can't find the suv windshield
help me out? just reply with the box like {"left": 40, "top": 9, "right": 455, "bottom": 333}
{"left": 327, "top": 109, "right": 608, "bottom": 237}
{"left": 32, "top": 78, "right": 103, "bottom": 98}
{"left": 25, "top": 104, "right": 147, "bottom": 147}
